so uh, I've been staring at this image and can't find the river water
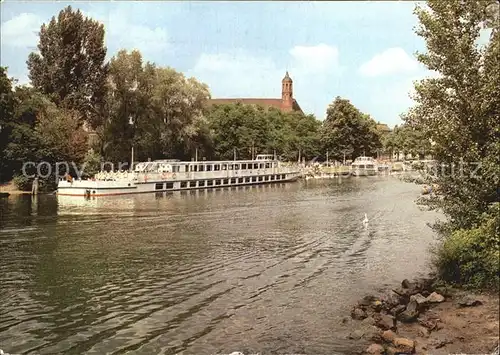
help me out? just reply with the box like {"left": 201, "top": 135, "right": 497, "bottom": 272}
{"left": 0, "top": 177, "right": 440, "bottom": 355}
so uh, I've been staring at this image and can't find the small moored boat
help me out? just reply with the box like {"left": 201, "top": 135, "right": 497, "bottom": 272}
{"left": 350, "top": 156, "right": 378, "bottom": 176}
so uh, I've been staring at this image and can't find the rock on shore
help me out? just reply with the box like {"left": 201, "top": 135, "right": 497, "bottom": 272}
{"left": 346, "top": 276, "right": 499, "bottom": 355}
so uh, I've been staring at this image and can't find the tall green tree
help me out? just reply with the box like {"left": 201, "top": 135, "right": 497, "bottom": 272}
{"left": 406, "top": 0, "right": 499, "bottom": 289}
{"left": 101, "top": 50, "right": 148, "bottom": 164}
{"left": 27, "top": 6, "right": 108, "bottom": 128}
{"left": 0, "top": 67, "right": 16, "bottom": 182}
{"left": 152, "top": 67, "right": 211, "bottom": 160}
{"left": 407, "top": 0, "right": 500, "bottom": 231}
{"left": 102, "top": 49, "right": 212, "bottom": 164}
{"left": 321, "top": 97, "right": 382, "bottom": 161}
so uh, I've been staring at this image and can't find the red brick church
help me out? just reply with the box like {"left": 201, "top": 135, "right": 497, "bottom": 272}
{"left": 207, "top": 71, "right": 303, "bottom": 114}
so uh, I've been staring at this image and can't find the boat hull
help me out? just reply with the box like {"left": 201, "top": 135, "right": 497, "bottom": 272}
{"left": 350, "top": 169, "right": 377, "bottom": 177}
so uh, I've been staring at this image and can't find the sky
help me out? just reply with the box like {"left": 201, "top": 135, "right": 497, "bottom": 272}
{"left": 0, "top": 1, "right": 437, "bottom": 127}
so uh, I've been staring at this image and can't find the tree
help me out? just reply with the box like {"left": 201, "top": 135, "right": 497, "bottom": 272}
{"left": 27, "top": 6, "right": 108, "bottom": 128}
{"left": 0, "top": 67, "right": 16, "bottom": 182}
{"left": 407, "top": 0, "right": 499, "bottom": 288}
{"left": 2, "top": 85, "right": 51, "bottom": 183}
{"left": 102, "top": 49, "right": 213, "bottom": 164}
{"left": 208, "top": 103, "right": 272, "bottom": 160}
{"left": 206, "top": 103, "right": 321, "bottom": 161}
{"left": 280, "top": 112, "right": 321, "bottom": 161}
{"left": 383, "top": 124, "right": 431, "bottom": 159}
{"left": 152, "top": 68, "right": 211, "bottom": 159}
{"left": 407, "top": 0, "right": 500, "bottom": 231}
{"left": 36, "top": 104, "right": 89, "bottom": 164}
{"left": 101, "top": 50, "right": 147, "bottom": 164}
{"left": 321, "top": 97, "right": 382, "bottom": 161}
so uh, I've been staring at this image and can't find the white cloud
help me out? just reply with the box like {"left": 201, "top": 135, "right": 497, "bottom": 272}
{"left": 188, "top": 50, "right": 281, "bottom": 98}
{"left": 289, "top": 43, "right": 340, "bottom": 74}
{"left": 358, "top": 47, "right": 419, "bottom": 77}
{"left": 82, "top": 8, "right": 169, "bottom": 60}
{"left": 1, "top": 13, "right": 42, "bottom": 48}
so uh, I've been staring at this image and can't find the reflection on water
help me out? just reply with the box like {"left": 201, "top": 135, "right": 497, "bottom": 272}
{"left": 0, "top": 178, "right": 439, "bottom": 354}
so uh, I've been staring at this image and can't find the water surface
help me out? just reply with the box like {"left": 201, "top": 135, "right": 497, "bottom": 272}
{"left": 0, "top": 177, "right": 439, "bottom": 354}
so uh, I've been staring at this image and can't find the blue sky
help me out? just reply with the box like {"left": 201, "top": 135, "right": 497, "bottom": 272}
{"left": 1, "top": 1, "right": 435, "bottom": 127}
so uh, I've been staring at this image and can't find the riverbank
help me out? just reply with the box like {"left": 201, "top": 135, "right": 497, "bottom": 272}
{"left": 344, "top": 276, "right": 499, "bottom": 354}
{"left": 0, "top": 181, "right": 31, "bottom": 195}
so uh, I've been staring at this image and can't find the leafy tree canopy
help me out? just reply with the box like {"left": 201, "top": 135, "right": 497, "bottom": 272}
{"left": 27, "top": 5, "right": 108, "bottom": 128}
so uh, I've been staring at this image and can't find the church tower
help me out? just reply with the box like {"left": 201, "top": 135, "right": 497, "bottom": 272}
{"left": 281, "top": 71, "right": 293, "bottom": 112}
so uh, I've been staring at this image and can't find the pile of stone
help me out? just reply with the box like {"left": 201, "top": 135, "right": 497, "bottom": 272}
{"left": 347, "top": 277, "right": 448, "bottom": 354}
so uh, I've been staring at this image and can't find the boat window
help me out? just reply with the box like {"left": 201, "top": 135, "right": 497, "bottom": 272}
{"left": 200, "top": 180, "right": 206, "bottom": 187}
{"left": 228, "top": 164, "right": 233, "bottom": 170}
{"left": 230, "top": 178, "right": 236, "bottom": 184}
{"left": 214, "top": 164, "right": 220, "bottom": 171}
{"left": 253, "top": 163, "right": 259, "bottom": 169}
{"left": 191, "top": 165, "right": 197, "bottom": 172}
{"left": 281, "top": 174, "right": 285, "bottom": 180}
{"left": 258, "top": 176, "right": 263, "bottom": 181}
{"left": 234, "top": 164, "right": 240, "bottom": 170}
{"left": 166, "top": 182, "right": 174, "bottom": 189}
{"left": 241, "top": 163, "right": 247, "bottom": 170}
{"left": 155, "top": 183, "right": 164, "bottom": 190}
{"left": 265, "top": 163, "right": 271, "bottom": 169}
{"left": 206, "top": 165, "right": 212, "bottom": 172}
{"left": 252, "top": 176, "right": 257, "bottom": 182}
{"left": 189, "top": 181, "right": 197, "bottom": 188}
{"left": 207, "top": 180, "right": 214, "bottom": 186}
{"left": 180, "top": 181, "right": 187, "bottom": 188}
{"left": 259, "top": 164, "right": 264, "bottom": 169}
{"left": 222, "top": 164, "right": 227, "bottom": 170}
{"left": 271, "top": 175, "right": 275, "bottom": 180}
{"left": 246, "top": 177, "right": 251, "bottom": 183}
{"left": 223, "top": 179, "right": 229, "bottom": 184}
{"left": 238, "top": 178, "right": 243, "bottom": 183}
{"left": 215, "top": 179, "right": 222, "bottom": 185}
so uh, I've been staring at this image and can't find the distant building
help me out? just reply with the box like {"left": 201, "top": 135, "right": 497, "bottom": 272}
{"left": 207, "top": 71, "right": 304, "bottom": 114}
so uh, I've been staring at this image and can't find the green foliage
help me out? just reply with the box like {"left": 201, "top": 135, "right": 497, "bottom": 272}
{"left": 0, "top": 67, "right": 16, "bottom": 182}
{"left": 27, "top": 5, "right": 108, "bottom": 128}
{"left": 206, "top": 103, "right": 321, "bottom": 161}
{"left": 82, "top": 148, "right": 102, "bottom": 178}
{"left": 408, "top": 0, "right": 500, "bottom": 231}
{"left": 408, "top": 0, "right": 500, "bottom": 290}
{"left": 101, "top": 50, "right": 212, "bottom": 164}
{"left": 12, "top": 174, "right": 32, "bottom": 191}
{"left": 320, "top": 96, "right": 382, "bottom": 161}
{"left": 434, "top": 205, "right": 499, "bottom": 290}
{"left": 383, "top": 124, "right": 431, "bottom": 160}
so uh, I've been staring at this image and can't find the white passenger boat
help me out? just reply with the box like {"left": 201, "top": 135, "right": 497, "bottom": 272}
{"left": 350, "top": 156, "right": 378, "bottom": 176}
{"left": 57, "top": 155, "right": 301, "bottom": 197}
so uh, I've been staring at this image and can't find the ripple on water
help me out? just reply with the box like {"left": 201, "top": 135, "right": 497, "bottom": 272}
{"left": 0, "top": 178, "right": 440, "bottom": 354}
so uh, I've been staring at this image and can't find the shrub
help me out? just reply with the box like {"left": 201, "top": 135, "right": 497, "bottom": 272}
{"left": 434, "top": 204, "right": 500, "bottom": 291}
{"left": 12, "top": 174, "right": 32, "bottom": 191}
